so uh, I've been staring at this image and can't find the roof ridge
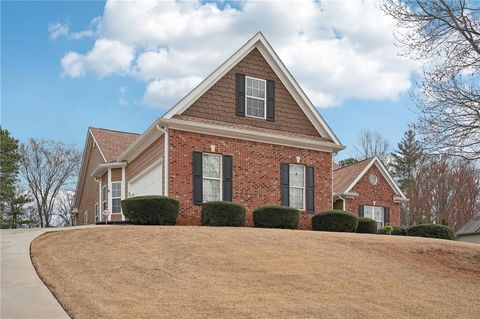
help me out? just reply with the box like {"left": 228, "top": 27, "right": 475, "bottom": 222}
{"left": 333, "top": 157, "right": 373, "bottom": 171}
{"left": 90, "top": 127, "right": 140, "bottom": 135}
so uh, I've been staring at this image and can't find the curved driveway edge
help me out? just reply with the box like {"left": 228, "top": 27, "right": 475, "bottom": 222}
{"left": 1, "top": 228, "right": 71, "bottom": 319}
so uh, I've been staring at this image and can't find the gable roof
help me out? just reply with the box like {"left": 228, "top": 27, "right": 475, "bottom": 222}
{"left": 333, "top": 156, "right": 407, "bottom": 199}
{"left": 456, "top": 215, "right": 480, "bottom": 236}
{"left": 333, "top": 158, "right": 372, "bottom": 194}
{"left": 89, "top": 127, "right": 139, "bottom": 162}
{"left": 162, "top": 32, "right": 342, "bottom": 147}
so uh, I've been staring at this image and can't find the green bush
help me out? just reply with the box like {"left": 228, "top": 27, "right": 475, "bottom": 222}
{"left": 407, "top": 224, "right": 455, "bottom": 240}
{"left": 201, "top": 201, "right": 246, "bottom": 227}
{"left": 311, "top": 210, "right": 358, "bottom": 232}
{"left": 356, "top": 217, "right": 377, "bottom": 234}
{"left": 121, "top": 195, "right": 179, "bottom": 225}
{"left": 253, "top": 206, "right": 299, "bottom": 229}
{"left": 391, "top": 226, "right": 408, "bottom": 236}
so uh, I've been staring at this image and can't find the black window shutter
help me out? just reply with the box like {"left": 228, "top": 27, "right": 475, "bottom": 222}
{"left": 384, "top": 207, "right": 390, "bottom": 225}
{"left": 358, "top": 205, "right": 364, "bottom": 217}
{"left": 236, "top": 74, "right": 246, "bottom": 117}
{"left": 266, "top": 80, "right": 275, "bottom": 122}
{"left": 280, "top": 163, "right": 289, "bottom": 206}
{"left": 193, "top": 152, "right": 203, "bottom": 205}
{"left": 223, "top": 155, "right": 233, "bottom": 202}
{"left": 305, "top": 166, "right": 315, "bottom": 213}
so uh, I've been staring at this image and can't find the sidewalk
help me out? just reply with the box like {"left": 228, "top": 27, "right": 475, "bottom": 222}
{"left": 1, "top": 228, "right": 70, "bottom": 319}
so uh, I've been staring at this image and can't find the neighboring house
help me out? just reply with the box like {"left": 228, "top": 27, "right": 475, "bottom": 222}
{"left": 456, "top": 215, "right": 480, "bottom": 244}
{"left": 333, "top": 157, "right": 408, "bottom": 228}
{"left": 73, "top": 32, "right": 405, "bottom": 230}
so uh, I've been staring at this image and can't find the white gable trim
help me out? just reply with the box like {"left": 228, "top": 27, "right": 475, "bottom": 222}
{"left": 88, "top": 128, "right": 107, "bottom": 162}
{"left": 162, "top": 32, "right": 342, "bottom": 146}
{"left": 345, "top": 156, "right": 407, "bottom": 199}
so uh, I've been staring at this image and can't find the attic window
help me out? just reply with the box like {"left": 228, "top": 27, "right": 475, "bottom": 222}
{"left": 245, "top": 76, "right": 266, "bottom": 119}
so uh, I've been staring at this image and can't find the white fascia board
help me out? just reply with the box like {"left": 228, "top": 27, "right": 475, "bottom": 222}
{"left": 88, "top": 128, "right": 107, "bottom": 162}
{"left": 117, "top": 119, "right": 164, "bottom": 162}
{"left": 344, "top": 156, "right": 407, "bottom": 199}
{"left": 161, "top": 32, "right": 343, "bottom": 147}
{"left": 91, "top": 161, "right": 127, "bottom": 178}
{"left": 159, "top": 118, "right": 344, "bottom": 153}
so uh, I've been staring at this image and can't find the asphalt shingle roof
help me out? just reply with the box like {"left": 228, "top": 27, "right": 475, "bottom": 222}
{"left": 89, "top": 127, "right": 139, "bottom": 162}
{"left": 332, "top": 158, "right": 372, "bottom": 194}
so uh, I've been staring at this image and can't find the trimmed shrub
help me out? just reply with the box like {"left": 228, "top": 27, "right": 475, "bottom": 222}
{"left": 407, "top": 224, "right": 455, "bottom": 240}
{"left": 377, "top": 225, "right": 393, "bottom": 235}
{"left": 356, "top": 217, "right": 377, "bottom": 234}
{"left": 311, "top": 210, "right": 358, "bottom": 232}
{"left": 201, "top": 201, "right": 246, "bottom": 227}
{"left": 121, "top": 195, "right": 179, "bottom": 225}
{"left": 391, "top": 226, "right": 408, "bottom": 236}
{"left": 253, "top": 206, "right": 299, "bottom": 229}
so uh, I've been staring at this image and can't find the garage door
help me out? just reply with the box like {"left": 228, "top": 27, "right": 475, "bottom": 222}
{"left": 128, "top": 163, "right": 163, "bottom": 197}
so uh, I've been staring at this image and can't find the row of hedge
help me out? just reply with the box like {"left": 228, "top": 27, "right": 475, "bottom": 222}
{"left": 121, "top": 196, "right": 455, "bottom": 240}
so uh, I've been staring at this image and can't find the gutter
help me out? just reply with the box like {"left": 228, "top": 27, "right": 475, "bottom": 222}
{"left": 91, "top": 161, "right": 127, "bottom": 178}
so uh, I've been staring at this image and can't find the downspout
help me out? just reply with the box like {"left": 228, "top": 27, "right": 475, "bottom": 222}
{"left": 156, "top": 124, "right": 168, "bottom": 196}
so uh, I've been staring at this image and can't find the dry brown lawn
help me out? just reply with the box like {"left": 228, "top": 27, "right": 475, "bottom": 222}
{"left": 31, "top": 226, "right": 480, "bottom": 319}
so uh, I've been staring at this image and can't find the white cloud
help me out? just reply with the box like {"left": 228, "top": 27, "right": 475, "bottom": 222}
{"left": 59, "top": 0, "right": 419, "bottom": 109}
{"left": 61, "top": 39, "right": 134, "bottom": 78}
{"left": 48, "top": 17, "right": 101, "bottom": 41}
{"left": 48, "top": 22, "right": 69, "bottom": 40}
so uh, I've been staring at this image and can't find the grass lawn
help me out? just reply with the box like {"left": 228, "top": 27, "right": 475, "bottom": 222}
{"left": 31, "top": 226, "right": 480, "bottom": 319}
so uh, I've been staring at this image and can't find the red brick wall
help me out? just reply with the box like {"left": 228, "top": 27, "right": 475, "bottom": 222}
{"left": 345, "top": 165, "right": 401, "bottom": 226}
{"left": 168, "top": 129, "right": 332, "bottom": 230}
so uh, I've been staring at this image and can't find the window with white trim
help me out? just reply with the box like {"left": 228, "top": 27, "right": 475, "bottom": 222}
{"left": 364, "top": 206, "right": 384, "bottom": 229}
{"left": 202, "top": 153, "right": 222, "bottom": 203}
{"left": 245, "top": 76, "right": 266, "bottom": 119}
{"left": 289, "top": 164, "right": 305, "bottom": 210}
{"left": 111, "top": 182, "right": 122, "bottom": 214}
{"left": 102, "top": 185, "right": 107, "bottom": 211}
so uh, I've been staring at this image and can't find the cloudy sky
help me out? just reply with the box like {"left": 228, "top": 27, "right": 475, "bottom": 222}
{"left": 2, "top": 0, "right": 419, "bottom": 159}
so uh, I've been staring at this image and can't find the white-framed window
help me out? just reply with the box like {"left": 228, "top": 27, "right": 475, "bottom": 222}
{"left": 202, "top": 153, "right": 222, "bottom": 203}
{"left": 95, "top": 203, "right": 99, "bottom": 221}
{"left": 83, "top": 211, "right": 88, "bottom": 225}
{"left": 245, "top": 76, "right": 266, "bottom": 119}
{"left": 364, "top": 206, "right": 384, "bottom": 229}
{"left": 102, "top": 185, "right": 108, "bottom": 211}
{"left": 289, "top": 164, "right": 305, "bottom": 210}
{"left": 111, "top": 182, "right": 122, "bottom": 214}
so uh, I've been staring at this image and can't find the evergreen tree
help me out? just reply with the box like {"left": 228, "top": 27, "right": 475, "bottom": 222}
{"left": 0, "top": 127, "right": 30, "bottom": 228}
{"left": 390, "top": 130, "right": 423, "bottom": 190}
{"left": 338, "top": 157, "right": 359, "bottom": 167}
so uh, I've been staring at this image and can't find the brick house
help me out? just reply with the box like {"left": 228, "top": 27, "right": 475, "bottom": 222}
{"left": 73, "top": 32, "right": 406, "bottom": 229}
{"left": 333, "top": 157, "right": 408, "bottom": 228}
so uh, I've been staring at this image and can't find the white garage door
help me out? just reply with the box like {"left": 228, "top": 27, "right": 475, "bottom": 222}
{"left": 128, "top": 163, "right": 163, "bottom": 197}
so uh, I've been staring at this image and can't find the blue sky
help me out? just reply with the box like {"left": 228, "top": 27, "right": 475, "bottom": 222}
{"left": 2, "top": 1, "right": 418, "bottom": 160}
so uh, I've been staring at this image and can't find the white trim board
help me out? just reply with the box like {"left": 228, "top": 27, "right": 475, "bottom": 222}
{"left": 159, "top": 118, "right": 344, "bottom": 153}
{"left": 344, "top": 156, "right": 407, "bottom": 199}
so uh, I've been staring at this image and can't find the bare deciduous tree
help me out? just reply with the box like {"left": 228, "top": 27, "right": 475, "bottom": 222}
{"left": 382, "top": 0, "right": 480, "bottom": 161}
{"left": 405, "top": 156, "right": 480, "bottom": 229}
{"left": 55, "top": 190, "right": 75, "bottom": 227}
{"left": 19, "top": 139, "right": 81, "bottom": 227}
{"left": 354, "top": 129, "right": 390, "bottom": 163}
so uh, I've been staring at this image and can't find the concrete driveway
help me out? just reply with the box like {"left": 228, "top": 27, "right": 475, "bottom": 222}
{"left": 1, "top": 228, "right": 71, "bottom": 319}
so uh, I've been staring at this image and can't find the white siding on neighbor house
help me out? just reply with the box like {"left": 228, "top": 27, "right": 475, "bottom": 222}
{"left": 457, "top": 234, "right": 480, "bottom": 244}
{"left": 128, "top": 161, "right": 163, "bottom": 197}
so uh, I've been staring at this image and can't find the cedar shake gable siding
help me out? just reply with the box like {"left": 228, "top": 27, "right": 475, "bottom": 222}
{"left": 182, "top": 48, "right": 321, "bottom": 138}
